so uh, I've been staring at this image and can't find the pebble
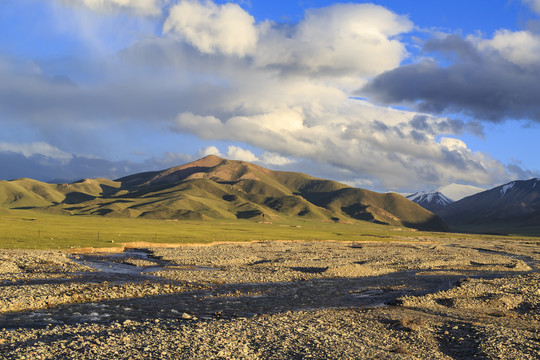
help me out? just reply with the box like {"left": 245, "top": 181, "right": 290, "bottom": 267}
{"left": 0, "top": 239, "right": 538, "bottom": 359}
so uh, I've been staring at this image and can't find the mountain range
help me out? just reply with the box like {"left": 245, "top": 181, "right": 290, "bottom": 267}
{"left": 0, "top": 155, "right": 447, "bottom": 232}
{"left": 406, "top": 184, "right": 485, "bottom": 212}
{"left": 405, "top": 191, "right": 453, "bottom": 213}
{"left": 436, "top": 178, "right": 540, "bottom": 234}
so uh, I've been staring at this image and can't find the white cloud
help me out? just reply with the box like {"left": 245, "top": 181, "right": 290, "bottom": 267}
{"left": 439, "top": 137, "right": 467, "bottom": 151}
{"left": 59, "top": 0, "right": 164, "bottom": 16}
{"left": 0, "top": 142, "right": 73, "bottom": 163}
{"left": 229, "top": 107, "right": 305, "bottom": 133}
{"left": 255, "top": 3, "right": 412, "bottom": 80}
{"left": 226, "top": 145, "right": 257, "bottom": 162}
{"left": 196, "top": 145, "right": 222, "bottom": 158}
{"left": 195, "top": 146, "right": 293, "bottom": 167}
{"left": 474, "top": 30, "right": 540, "bottom": 68}
{"left": 163, "top": 0, "right": 257, "bottom": 56}
{"left": 259, "top": 152, "right": 293, "bottom": 166}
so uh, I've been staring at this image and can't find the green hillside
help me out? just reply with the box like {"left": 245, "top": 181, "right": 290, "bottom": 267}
{"left": 0, "top": 179, "right": 65, "bottom": 208}
{"left": 0, "top": 155, "right": 447, "bottom": 231}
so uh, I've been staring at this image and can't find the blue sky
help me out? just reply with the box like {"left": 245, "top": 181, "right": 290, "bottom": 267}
{"left": 1, "top": 0, "right": 540, "bottom": 192}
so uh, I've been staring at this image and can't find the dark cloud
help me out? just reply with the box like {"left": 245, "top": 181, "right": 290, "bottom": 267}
{"left": 360, "top": 35, "right": 540, "bottom": 123}
{"left": 441, "top": 148, "right": 485, "bottom": 172}
{"left": 0, "top": 152, "right": 53, "bottom": 181}
{"left": 505, "top": 162, "right": 540, "bottom": 180}
{"left": 409, "top": 130, "right": 428, "bottom": 143}
{"left": 436, "top": 118, "right": 485, "bottom": 137}
{"left": 0, "top": 151, "right": 131, "bottom": 182}
{"left": 409, "top": 115, "right": 429, "bottom": 131}
{"left": 423, "top": 34, "right": 481, "bottom": 62}
{"left": 410, "top": 115, "right": 484, "bottom": 137}
{"left": 0, "top": 52, "right": 234, "bottom": 130}
{"left": 370, "top": 120, "right": 390, "bottom": 132}
{"left": 0, "top": 151, "right": 193, "bottom": 183}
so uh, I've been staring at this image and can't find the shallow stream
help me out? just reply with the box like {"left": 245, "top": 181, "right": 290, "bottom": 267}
{"left": 0, "top": 247, "right": 535, "bottom": 330}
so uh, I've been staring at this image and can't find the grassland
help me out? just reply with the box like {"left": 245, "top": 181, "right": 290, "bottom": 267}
{"left": 1, "top": 208, "right": 537, "bottom": 250}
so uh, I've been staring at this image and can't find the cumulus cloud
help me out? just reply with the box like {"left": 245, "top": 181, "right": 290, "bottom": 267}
{"left": 195, "top": 145, "right": 257, "bottom": 162}
{"left": 225, "top": 145, "right": 257, "bottom": 162}
{"left": 259, "top": 152, "right": 293, "bottom": 166}
{"left": 173, "top": 99, "right": 518, "bottom": 189}
{"left": 163, "top": 0, "right": 257, "bottom": 56}
{"left": 361, "top": 32, "right": 540, "bottom": 123}
{"left": 58, "top": 0, "right": 164, "bottom": 16}
{"left": 196, "top": 146, "right": 222, "bottom": 158}
{"left": 194, "top": 145, "right": 293, "bottom": 167}
{"left": 255, "top": 3, "right": 412, "bottom": 80}
{"left": 475, "top": 30, "right": 540, "bottom": 68}
{"left": 439, "top": 137, "right": 467, "bottom": 151}
{"left": 1, "top": 1, "right": 531, "bottom": 191}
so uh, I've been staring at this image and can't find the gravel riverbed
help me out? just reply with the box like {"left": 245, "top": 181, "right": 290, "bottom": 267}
{"left": 0, "top": 238, "right": 538, "bottom": 359}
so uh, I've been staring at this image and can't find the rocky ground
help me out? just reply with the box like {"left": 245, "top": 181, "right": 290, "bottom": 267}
{"left": 0, "top": 237, "right": 538, "bottom": 359}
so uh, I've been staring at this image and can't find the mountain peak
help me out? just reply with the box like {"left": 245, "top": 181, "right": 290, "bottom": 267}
{"left": 138, "top": 155, "right": 281, "bottom": 187}
{"left": 161, "top": 155, "right": 227, "bottom": 175}
{"left": 405, "top": 183, "right": 486, "bottom": 212}
{"left": 497, "top": 178, "right": 540, "bottom": 198}
{"left": 406, "top": 191, "right": 452, "bottom": 212}
{"left": 435, "top": 183, "right": 485, "bottom": 201}
{"left": 192, "top": 154, "right": 226, "bottom": 166}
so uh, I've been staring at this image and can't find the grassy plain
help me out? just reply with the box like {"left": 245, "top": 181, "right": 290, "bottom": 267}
{"left": 1, "top": 209, "right": 537, "bottom": 250}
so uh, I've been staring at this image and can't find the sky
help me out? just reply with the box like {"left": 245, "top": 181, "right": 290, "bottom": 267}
{"left": 1, "top": 0, "right": 540, "bottom": 192}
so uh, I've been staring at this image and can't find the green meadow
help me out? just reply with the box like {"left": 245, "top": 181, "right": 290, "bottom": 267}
{"left": 1, "top": 209, "right": 536, "bottom": 250}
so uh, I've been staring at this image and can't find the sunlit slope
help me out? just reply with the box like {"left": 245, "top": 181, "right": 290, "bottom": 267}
{"left": 0, "top": 155, "right": 447, "bottom": 231}
{"left": 0, "top": 179, "right": 65, "bottom": 208}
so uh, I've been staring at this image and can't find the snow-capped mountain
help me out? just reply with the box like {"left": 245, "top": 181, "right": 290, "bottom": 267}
{"left": 436, "top": 183, "right": 485, "bottom": 201}
{"left": 406, "top": 183, "right": 485, "bottom": 212}
{"left": 436, "top": 178, "right": 540, "bottom": 231}
{"left": 406, "top": 191, "right": 453, "bottom": 212}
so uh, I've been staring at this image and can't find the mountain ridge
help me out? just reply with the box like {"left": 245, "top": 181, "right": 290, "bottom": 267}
{"left": 406, "top": 183, "right": 485, "bottom": 212}
{"left": 406, "top": 191, "right": 453, "bottom": 212}
{"left": 0, "top": 155, "right": 447, "bottom": 231}
{"left": 436, "top": 178, "right": 540, "bottom": 233}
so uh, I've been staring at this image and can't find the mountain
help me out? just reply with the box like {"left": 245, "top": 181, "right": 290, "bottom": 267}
{"left": 437, "top": 183, "right": 485, "bottom": 201}
{"left": 436, "top": 178, "right": 540, "bottom": 233}
{"left": 0, "top": 155, "right": 447, "bottom": 231}
{"left": 406, "top": 191, "right": 453, "bottom": 212}
{"left": 406, "top": 183, "right": 485, "bottom": 212}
